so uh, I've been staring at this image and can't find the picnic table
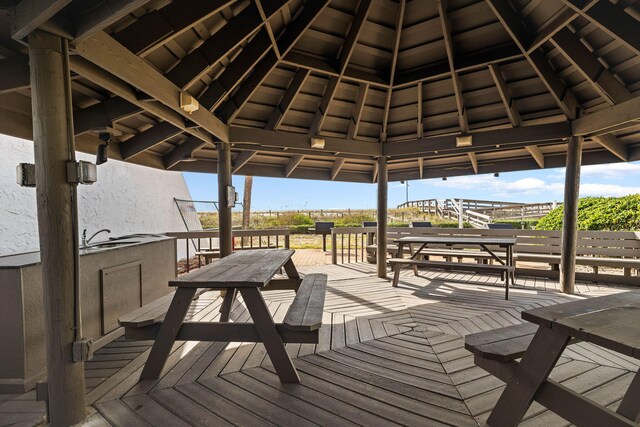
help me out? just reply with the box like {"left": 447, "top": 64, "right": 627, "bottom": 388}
{"left": 466, "top": 291, "right": 640, "bottom": 426}
{"left": 388, "top": 236, "right": 516, "bottom": 299}
{"left": 130, "top": 249, "right": 327, "bottom": 383}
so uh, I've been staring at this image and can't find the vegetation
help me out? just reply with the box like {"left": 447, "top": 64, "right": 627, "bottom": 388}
{"left": 536, "top": 195, "right": 640, "bottom": 231}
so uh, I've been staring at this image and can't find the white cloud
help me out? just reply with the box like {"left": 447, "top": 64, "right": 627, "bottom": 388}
{"left": 550, "top": 163, "right": 640, "bottom": 180}
{"left": 580, "top": 183, "right": 640, "bottom": 197}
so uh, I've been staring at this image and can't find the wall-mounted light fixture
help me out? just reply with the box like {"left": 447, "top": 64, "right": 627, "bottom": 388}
{"left": 442, "top": 176, "right": 447, "bottom": 181}
{"left": 180, "top": 92, "right": 199, "bottom": 114}
{"left": 494, "top": 172, "right": 500, "bottom": 177}
{"left": 310, "top": 137, "right": 325, "bottom": 149}
{"left": 456, "top": 134, "right": 473, "bottom": 147}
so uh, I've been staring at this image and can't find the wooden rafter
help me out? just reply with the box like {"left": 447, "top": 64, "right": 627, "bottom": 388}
{"left": 215, "top": 0, "right": 330, "bottom": 123}
{"left": 551, "top": 28, "right": 633, "bottom": 105}
{"left": 331, "top": 158, "right": 346, "bottom": 180}
{"left": 338, "top": 0, "right": 373, "bottom": 74}
{"left": 438, "top": 0, "right": 467, "bottom": 133}
{"left": 73, "top": 97, "right": 142, "bottom": 135}
{"left": 74, "top": 0, "right": 150, "bottom": 41}
{"left": 417, "top": 81, "right": 424, "bottom": 138}
{"left": 485, "top": 0, "right": 580, "bottom": 119}
{"left": 559, "top": 0, "right": 640, "bottom": 56}
{"left": 525, "top": 145, "right": 545, "bottom": 168}
{"left": 256, "top": 0, "right": 282, "bottom": 59}
{"left": 163, "top": 136, "right": 208, "bottom": 169}
{"left": 380, "top": 0, "right": 406, "bottom": 142}
{"left": 488, "top": 63, "right": 521, "bottom": 127}
{"left": 232, "top": 150, "right": 258, "bottom": 173}
{"left": 309, "top": 76, "right": 340, "bottom": 135}
{"left": 11, "top": 0, "right": 72, "bottom": 40}
{"left": 285, "top": 154, "right": 304, "bottom": 177}
{"left": 113, "top": 0, "right": 235, "bottom": 55}
{"left": 372, "top": 160, "right": 379, "bottom": 183}
{"left": 591, "top": 134, "right": 629, "bottom": 161}
{"left": 266, "top": 68, "right": 310, "bottom": 130}
{"left": 348, "top": 83, "right": 369, "bottom": 139}
{"left": 468, "top": 152, "right": 479, "bottom": 174}
{"left": 527, "top": 8, "right": 578, "bottom": 53}
{"left": 0, "top": 55, "right": 30, "bottom": 93}
{"left": 418, "top": 157, "right": 424, "bottom": 179}
{"left": 572, "top": 95, "right": 640, "bottom": 136}
{"left": 119, "top": 121, "right": 182, "bottom": 160}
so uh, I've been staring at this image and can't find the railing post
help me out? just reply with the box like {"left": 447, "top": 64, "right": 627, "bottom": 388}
{"left": 331, "top": 232, "right": 337, "bottom": 264}
{"left": 284, "top": 233, "right": 290, "bottom": 249}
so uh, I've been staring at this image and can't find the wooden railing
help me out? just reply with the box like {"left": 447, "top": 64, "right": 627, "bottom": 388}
{"left": 330, "top": 226, "right": 376, "bottom": 264}
{"left": 166, "top": 229, "right": 290, "bottom": 272}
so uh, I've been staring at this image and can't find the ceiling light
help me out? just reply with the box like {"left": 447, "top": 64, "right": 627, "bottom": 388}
{"left": 442, "top": 177, "right": 447, "bottom": 181}
{"left": 494, "top": 172, "right": 500, "bottom": 177}
{"left": 180, "top": 92, "right": 199, "bottom": 114}
{"left": 310, "top": 137, "right": 325, "bottom": 149}
{"left": 456, "top": 134, "right": 473, "bottom": 147}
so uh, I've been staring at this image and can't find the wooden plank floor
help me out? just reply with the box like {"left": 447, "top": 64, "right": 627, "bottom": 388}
{"left": 1, "top": 264, "right": 637, "bottom": 426}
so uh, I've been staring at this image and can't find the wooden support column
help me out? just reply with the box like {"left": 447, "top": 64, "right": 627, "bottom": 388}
{"left": 28, "top": 30, "right": 86, "bottom": 425}
{"left": 217, "top": 143, "right": 233, "bottom": 257}
{"left": 377, "top": 156, "right": 388, "bottom": 278}
{"left": 560, "top": 136, "right": 583, "bottom": 294}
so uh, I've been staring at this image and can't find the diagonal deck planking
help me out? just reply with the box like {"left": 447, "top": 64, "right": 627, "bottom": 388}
{"left": 1, "top": 264, "right": 637, "bottom": 426}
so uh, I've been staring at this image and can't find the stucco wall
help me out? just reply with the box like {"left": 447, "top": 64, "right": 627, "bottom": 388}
{"left": 0, "top": 134, "right": 192, "bottom": 256}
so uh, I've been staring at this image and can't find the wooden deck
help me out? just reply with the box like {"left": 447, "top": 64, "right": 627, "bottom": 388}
{"left": 1, "top": 264, "right": 638, "bottom": 426}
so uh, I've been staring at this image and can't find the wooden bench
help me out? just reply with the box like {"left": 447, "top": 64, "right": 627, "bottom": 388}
{"left": 283, "top": 273, "right": 327, "bottom": 332}
{"left": 465, "top": 323, "right": 540, "bottom": 361}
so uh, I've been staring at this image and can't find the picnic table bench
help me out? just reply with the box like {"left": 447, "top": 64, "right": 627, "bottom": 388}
{"left": 388, "top": 236, "right": 516, "bottom": 299}
{"left": 118, "top": 249, "right": 327, "bottom": 383}
{"left": 465, "top": 291, "right": 640, "bottom": 426}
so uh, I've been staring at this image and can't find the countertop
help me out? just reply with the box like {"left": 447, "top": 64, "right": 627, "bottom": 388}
{"left": 0, "top": 234, "right": 174, "bottom": 269}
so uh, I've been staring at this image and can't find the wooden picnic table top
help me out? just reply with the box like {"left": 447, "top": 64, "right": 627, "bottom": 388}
{"left": 169, "top": 249, "right": 295, "bottom": 289}
{"left": 522, "top": 291, "right": 640, "bottom": 360}
{"left": 394, "top": 236, "right": 517, "bottom": 246}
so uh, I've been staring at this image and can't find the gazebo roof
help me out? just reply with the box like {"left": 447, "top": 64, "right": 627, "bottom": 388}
{"left": 1, "top": 0, "right": 639, "bottom": 182}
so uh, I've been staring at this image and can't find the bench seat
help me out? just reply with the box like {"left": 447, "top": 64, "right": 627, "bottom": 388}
{"left": 283, "top": 274, "right": 327, "bottom": 332}
{"left": 465, "top": 323, "right": 539, "bottom": 362}
{"left": 517, "top": 253, "right": 640, "bottom": 269}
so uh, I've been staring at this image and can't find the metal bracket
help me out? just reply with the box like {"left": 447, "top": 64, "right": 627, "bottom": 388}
{"left": 72, "top": 338, "right": 94, "bottom": 362}
{"left": 66, "top": 161, "right": 97, "bottom": 185}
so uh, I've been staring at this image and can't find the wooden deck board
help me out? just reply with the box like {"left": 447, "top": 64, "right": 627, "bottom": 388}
{"left": 1, "top": 265, "right": 638, "bottom": 427}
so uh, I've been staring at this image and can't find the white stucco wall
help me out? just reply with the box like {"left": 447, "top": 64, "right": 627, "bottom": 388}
{"left": 0, "top": 134, "right": 192, "bottom": 256}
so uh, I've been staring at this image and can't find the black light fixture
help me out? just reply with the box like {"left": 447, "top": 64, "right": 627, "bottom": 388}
{"left": 442, "top": 177, "right": 447, "bottom": 181}
{"left": 96, "top": 133, "right": 110, "bottom": 165}
{"left": 494, "top": 172, "right": 500, "bottom": 177}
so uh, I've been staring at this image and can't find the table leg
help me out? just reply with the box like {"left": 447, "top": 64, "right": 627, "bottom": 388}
{"left": 323, "top": 234, "right": 327, "bottom": 252}
{"left": 283, "top": 258, "right": 301, "bottom": 280}
{"left": 141, "top": 287, "right": 197, "bottom": 380}
{"left": 219, "top": 288, "right": 237, "bottom": 322}
{"left": 617, "top": 369, "right": 640, "bottom": 422}
{"left": 487, "top": 326, "right": 570, "bottom": 426}
{"left": 239, "top": 287, "right": 300, "bottom": 383}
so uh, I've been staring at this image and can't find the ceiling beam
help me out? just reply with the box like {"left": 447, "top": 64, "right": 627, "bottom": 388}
{"left": 232, "top": 150, "right": 258, "bottom": 173}
{"left": 417, "top": 81, "right": 424, "bottom": 138}
{"left": 551, "top": 28, "right": 633, "bottom": 105}
{"left": 380, "top": 0, "right": 406, "bottom": 142}
{"left": 372, "top": 161, "right": 379, "bottom": 183}
{"left": 266, "top": 68, "right": 310, "bottom": 130}
{"left": 418, "top": 157, "right": 424, "bottom": 179}
{"left": 331, "top": 158, "right": 346, "bottom": 180}
{"left": 560, "top": 0, "right": 640, "bottom": 56}
{"left": 256, "top": 0, "right": 281, "bottom": 59}
{"left": 525, "top": 145, "right": 545, "bottom": 168}
{"left": 571, "top": 95, "right": 640, "bottom": 136}
{"left": 527, "top": 8, "right": 578, "bottom": 53}
{"left": 113, "top": 0, "right": 234, "bottom": 55}
{"left": 69, "top": 56, "right": 215, "bottom": 146}
{"left": 385, "top": 121, "right": 572, "bottom": 157}
{"left": 164, "top": 136, "right": 208, "bottom": 169}
{"left": 591, "top": 134, "right": 629, "bottom": 161}
{"left": 165, "top": 4, "right": 266, "bottom": 89}
{"left": 74, "top": 0, "right": 150, "bottom": 41}
{"left": 489, "top": 63, "right": 521, "bottom": 127}
{"left": 11, "top": 0, "right": 72, "bottom": 40}
{"left": 338, "top": 0, "right": 373, "bottom": 74}
{"left": 468, "top": 152, "right": 478, "bottom": 174}
{"left": 119, "top": 121, "right": 183, "bottom": 160}
{"left": 74, "top": 31, "right": 229, "bottom": 142}
{"left": 309, "top": 76, "right": 340, "bottom": 135}
{"left": 485, "top": 0, "right": 580, "bottom": 119}
{"left": 285, "top": 154, "right": 304, "bottom": 177}
{"left": 348, "top": 83, "right": 368, "bottom": 139}
{"left": 229, "top": 126, "right": 382, "bottom": 157}
{"left": 216, "top": 0, "right": 330, "bottom": 123}
{"left": 0, "top": 55, "right": 30, "bottom": 93}
{"left": 73, "top": 97, "right": 142, "bottom": 135}
{"left": 438, "top": 0, "right": 467, "bottom": 133}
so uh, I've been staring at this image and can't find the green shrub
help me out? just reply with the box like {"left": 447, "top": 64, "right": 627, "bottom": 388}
{"left": 536, "top": 195, "right": 640, "bottom": 231}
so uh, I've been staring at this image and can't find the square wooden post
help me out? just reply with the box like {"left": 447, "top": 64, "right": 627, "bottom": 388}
{"left": 217, "top": 142, "right": 233, "bottom": 258}
{"left": 377, "top": 156, "right": 388, "bottom": 278}
{"left": 28, "top": 30, "right": 87, "bottom": 425}
{"left": 560, "top": 136, "right": 582, "bottom": 294}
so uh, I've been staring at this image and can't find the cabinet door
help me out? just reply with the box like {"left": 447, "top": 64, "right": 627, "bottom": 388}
{"left": 101, "top": 260, "right": 142, "bottom": 334}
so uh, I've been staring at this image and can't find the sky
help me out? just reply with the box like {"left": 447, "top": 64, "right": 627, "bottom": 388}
{"left": 182, "top": 161, "right": 640, "bottom": 211}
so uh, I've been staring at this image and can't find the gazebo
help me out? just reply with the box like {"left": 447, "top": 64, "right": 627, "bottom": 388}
{"left": 0, "top": 0, "right": 638, "bottom": 424}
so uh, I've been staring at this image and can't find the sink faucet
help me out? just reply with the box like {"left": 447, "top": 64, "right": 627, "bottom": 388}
{"left": 82, "top": 229, "right": 111, "bottom": 246}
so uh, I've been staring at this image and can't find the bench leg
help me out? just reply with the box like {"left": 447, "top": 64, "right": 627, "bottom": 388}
{"left": 487, "top": 327, "right": 570, "bottom": 427}
{"left": 617, "top": 369, "right": 640, "bottom": 422}
{"left": 239, "top": 288, "right": 300, "bottom": 383}
{"left": 391, "top": 264, "right": 401, "bottom": 287}
{"left": 141, "top": 287, "right": 197, "bottom": 380}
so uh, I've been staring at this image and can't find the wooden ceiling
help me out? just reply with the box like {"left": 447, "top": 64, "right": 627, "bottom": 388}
{"left": 1, "top": 0, "right": 639, "bottom": 182}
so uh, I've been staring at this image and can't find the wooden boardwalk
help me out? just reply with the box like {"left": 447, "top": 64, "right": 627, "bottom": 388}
{"left": 1, "top": 264, "right": 637, "bottom": 426}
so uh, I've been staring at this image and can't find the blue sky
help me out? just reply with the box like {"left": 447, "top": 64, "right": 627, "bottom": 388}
{"left": 183, "top": 161, "right": 640, "bottom": 211}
